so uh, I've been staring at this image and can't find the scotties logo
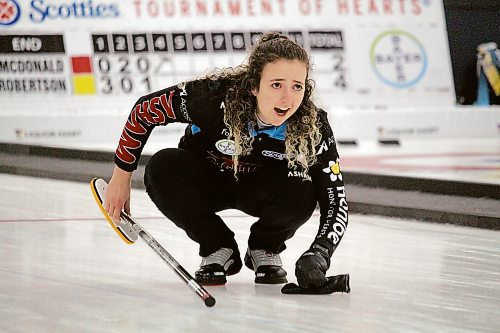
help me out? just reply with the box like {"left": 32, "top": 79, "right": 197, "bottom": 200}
{"left": 370, "top": 30, "right": 428, "bottom": 89}
{"left": 29, "top": 0, "right": 120, "bottom": 23}
{"left": 0, "top": 0, "right": 21, "bottom": 26}
{"left": 0, "top": 0, "right": 120, "bottom": 25}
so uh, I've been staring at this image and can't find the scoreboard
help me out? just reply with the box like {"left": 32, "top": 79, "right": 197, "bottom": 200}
{"left": 0, "top": 0, "right": 458, "bottom": 144}
{"left": 89, "top": 30, "right": 346, "bottom": 96}
{"left": 0, "top": 30, "right": 346, "bottom": 98}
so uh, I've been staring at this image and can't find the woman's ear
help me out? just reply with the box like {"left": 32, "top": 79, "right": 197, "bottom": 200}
{"left": 251, "top": 87, "right": 258, "bottom": 96}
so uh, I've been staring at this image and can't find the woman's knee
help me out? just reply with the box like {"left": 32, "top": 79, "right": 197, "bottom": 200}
{"left": 144, "top": 148, "right": 193, "bottom": 186}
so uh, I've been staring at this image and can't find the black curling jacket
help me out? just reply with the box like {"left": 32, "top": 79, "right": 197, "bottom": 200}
{"left": 114, "top": 78, "right": 348, "bottom": 257}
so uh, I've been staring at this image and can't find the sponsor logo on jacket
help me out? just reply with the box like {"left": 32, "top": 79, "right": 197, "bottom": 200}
{"left": 317, "top": 186, "right": 348, "bottom": 245}
{"left": 215, "top": 139, "right": 236, "bottom": 155}
{"left": 262, "top": 150, "right": 287, "bottom": 160}
{"left": 287, "top": 170, "right": 311, "bottom": 181}
{"left": 116, "top": 90, "right": 175, "bottom": 164}
{"left": 316, "top": 135, "right": 336, "bottom": 155}
{"left": 322, "top": 159, "right": 342, "bottom": 182}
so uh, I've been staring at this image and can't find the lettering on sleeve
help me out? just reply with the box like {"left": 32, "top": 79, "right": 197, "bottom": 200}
{"left": 116, "top": 130, "right": 141, "bottom": 164}
{"left": 159, "top": 90, "right": 176, "bottom": 120}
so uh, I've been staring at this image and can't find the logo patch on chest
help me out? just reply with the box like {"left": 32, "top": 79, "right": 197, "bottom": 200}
{"left": 215, "top": 139, "right": 236, "bottom": 155}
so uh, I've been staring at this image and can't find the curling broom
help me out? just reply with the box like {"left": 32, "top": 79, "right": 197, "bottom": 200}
{"left": 90, "top": 177, "right": 216, "bottom": 307}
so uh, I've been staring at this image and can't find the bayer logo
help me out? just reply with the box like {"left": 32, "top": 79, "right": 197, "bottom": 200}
{"left": 370, "top": 30, "right": 428, "bottom": 89}
{"left": 0, "top": 0, "right": 21, "bottom": 26}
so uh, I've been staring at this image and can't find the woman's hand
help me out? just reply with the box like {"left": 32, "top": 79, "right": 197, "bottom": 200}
{"left": 104, "top": 166, "right": 133, "bottom": 223}
{"left": 295, "top": 247, "right": 330, "bottom": 288}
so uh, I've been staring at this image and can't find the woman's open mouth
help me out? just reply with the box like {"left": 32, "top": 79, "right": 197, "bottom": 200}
{"left": 274, "top": 107, "right": 290, "bottom": 116}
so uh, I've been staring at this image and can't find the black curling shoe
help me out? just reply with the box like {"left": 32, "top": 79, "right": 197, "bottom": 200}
{"left": 244, "top": 248, "right": 288, "bottom": 284}
{"left": 195, "top": 248, "right": 242, "bottom": 286}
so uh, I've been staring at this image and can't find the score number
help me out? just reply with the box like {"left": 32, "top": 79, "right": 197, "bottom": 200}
{"left": 92, "top": 34, "right": 158, "bottom": 95}
{"left": 94, "top": 55, "right": 152, "bottom": 94}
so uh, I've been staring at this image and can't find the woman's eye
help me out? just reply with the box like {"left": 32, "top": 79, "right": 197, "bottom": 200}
{"left": 271, "top": 82, "right": 281, "bottom": 89}
{"left": 294, "top": 84, "right": 303, "bottom": 91}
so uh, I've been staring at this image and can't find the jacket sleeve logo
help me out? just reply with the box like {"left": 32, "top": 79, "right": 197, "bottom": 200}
{"left": 322, "top": 159, "right": 343, "bottom": 182}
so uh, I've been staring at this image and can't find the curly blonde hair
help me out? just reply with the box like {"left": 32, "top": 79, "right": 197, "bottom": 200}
{"left": 208, "top": 32, "right": 321, "bottom": 176}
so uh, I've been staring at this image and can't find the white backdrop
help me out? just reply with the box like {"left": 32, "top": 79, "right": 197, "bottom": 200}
{"left": 1, "top": 0, "right": 494, "bottom": 146}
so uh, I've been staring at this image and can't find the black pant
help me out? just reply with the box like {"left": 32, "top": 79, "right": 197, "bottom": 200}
{"left": 144, "top": 148, "right": 316, "bottom": 257}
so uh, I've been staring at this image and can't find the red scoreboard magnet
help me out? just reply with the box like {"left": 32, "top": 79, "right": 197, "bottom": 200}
{"left": 71, "top": 56, "right": 92, "bottom": 74}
